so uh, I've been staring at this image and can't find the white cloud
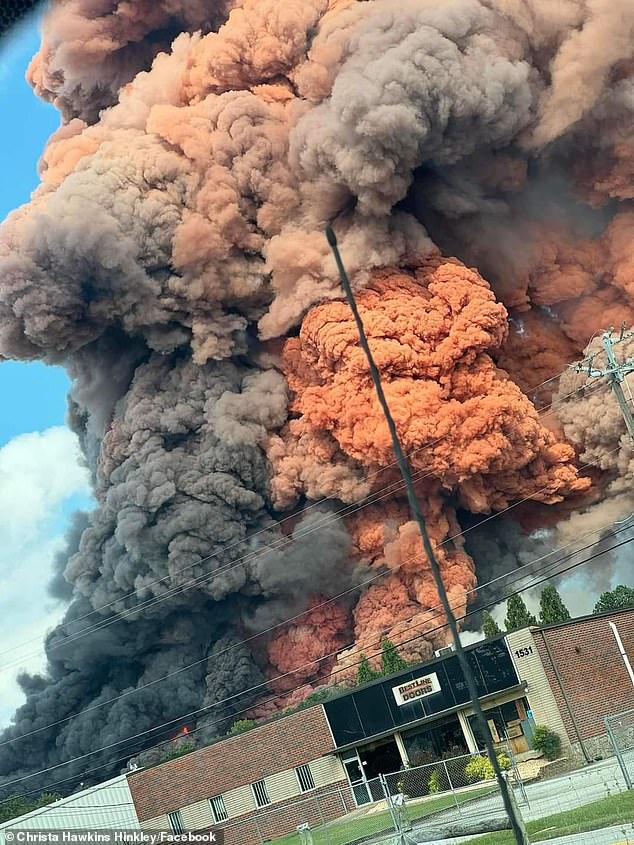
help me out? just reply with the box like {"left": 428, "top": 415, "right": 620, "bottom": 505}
{"left": 0, "top": 427, "right": 91, "bottom": 726}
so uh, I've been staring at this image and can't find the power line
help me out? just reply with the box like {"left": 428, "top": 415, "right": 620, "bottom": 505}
{"left": 573, "top": 326, "right": 634, "bottom": 440}
{"left": 5, "top": 527, "right": 632, "bottom": 810}
{"left": 0, "top": 440, "right": 622, "bottom": 749}
{"left": 0, "top": 375, "right": 607, "bottom": 675}
{"left": 328, "top": 229, "right": 531, "bottom": 843}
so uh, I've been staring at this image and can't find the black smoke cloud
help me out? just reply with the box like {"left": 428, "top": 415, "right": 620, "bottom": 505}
{"left": 1, "top": 0, "right": 634, "bottom": 799}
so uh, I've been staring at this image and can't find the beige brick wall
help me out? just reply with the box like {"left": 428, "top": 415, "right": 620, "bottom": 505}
{"left": 505, "top": 628, "right": 571, "bottom": 744}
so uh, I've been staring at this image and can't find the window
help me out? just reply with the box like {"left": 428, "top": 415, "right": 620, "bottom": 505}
{"left": 295, "top": 764, "right": 315, "bottom": 793}
{"left": 251, "top": 779, "right": 270, "bottom": 807}
{"left": 167, "top": 811, "right": 185, "bottom": 834}
{"left": 209, "top": 795, "right": 228, "bottom": 823}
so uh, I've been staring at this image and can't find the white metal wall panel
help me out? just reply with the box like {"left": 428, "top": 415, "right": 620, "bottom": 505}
{"left": 222, "top": 785, "right": 255, "bottom": 818}
{"left": 310, "top": 756, "right": 345, "bottom": 787}
{"left": 180, "top": 800, "right": 214, "bottom": 830}
{"left": 0, "top": 775, "right": 140, "bottom": 842}
{"left": 140, "top": 814, "right": 169, "bottom": 831}
{"left": 266, "top": 770, "right": 301, "bottom": 803}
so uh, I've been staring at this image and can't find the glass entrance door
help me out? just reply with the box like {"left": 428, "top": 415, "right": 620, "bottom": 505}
{"left": 342, "top": 753, "right": 372, "bottom": 806}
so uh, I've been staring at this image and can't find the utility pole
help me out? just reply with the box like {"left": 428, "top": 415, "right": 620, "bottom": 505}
{"left": 575, "top": 326, "right": 634, "bottom": 442}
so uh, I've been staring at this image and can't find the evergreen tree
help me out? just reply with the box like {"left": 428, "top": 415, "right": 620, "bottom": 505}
{"left": 0, "top": 794, "right": 60, "bottom": 824}
{"left": 504, "top": 594, "right": 537, "bottom": 631}
{"left": 539, "top": 584, "right": 571, "bottom": 625}
{"left": 593, "top": 585, "right": 634, "bottom": 614}
{"left": 357, "top": 654, "right": 379, "bottom": 685}
{"left": 380, "top": 638, "right": 409, "bottom": 675}
{"left": 482, "top": 611, "right": 502, "bottom": 638}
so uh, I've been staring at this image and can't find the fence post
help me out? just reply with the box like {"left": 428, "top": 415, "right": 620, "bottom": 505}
{"left": 503, "top": 771, "right": 531, "bottom": 845}
{"left": 314, "top": 792, "right": 330, "bottom": 845}
{"left": 379, "top": 774, "right": 401, "bottom": 837}
{"left": 442, "top": 760, "right": 461, "bottom": 816}
{"left": 505, "top": 739, "right": 530, "bottom": 807}
{"left": 605, "top": 715, "right": 633, "bottom": 790}
{"left": 338, "top": 787, "right": 347, "bottom": 814}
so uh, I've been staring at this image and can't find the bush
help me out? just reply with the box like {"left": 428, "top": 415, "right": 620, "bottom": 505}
{"left": 160, "top": 741, "right": 196, "bottom": 762}
{"left": 428, "top": 769, "right": 442, "bottom": 794}
{"left": 293, "top": 685, "right": 345, "bottom": 710}
{"left": 464, "top": 753, "right": 511, "bottom": 783}
{"left": 532, "top": 725, "right": 561, "bottom": 760}
{"left": 227, "top": 718, "right": 256, "bottom": 736}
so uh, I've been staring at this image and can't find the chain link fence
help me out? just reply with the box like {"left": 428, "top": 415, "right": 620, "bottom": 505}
{"left": 605, "top": 708, "right": 634, "bottom": 790}
{"left": 218, "top": 780, "right": 395, "bottom": 845}
{"left": 209, "top": 742, "right": 634, "bottom": 845}
{"left": 216, "top": 750, "right": 529, "bottom": 845}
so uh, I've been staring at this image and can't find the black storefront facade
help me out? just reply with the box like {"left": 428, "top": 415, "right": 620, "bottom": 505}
{"left": 322, "top": 636, "right": 532, "bottom": 804}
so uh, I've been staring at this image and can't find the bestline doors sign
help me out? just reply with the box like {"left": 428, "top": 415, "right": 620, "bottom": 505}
{"left": 392, "top": 672, "right": 441, "bottom": 706}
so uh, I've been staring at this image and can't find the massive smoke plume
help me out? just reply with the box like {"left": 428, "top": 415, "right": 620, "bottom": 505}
{"left": 1, "top": 0, "right": 633, "bottom": 793}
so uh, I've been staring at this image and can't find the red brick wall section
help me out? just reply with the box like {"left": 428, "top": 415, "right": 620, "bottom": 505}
{"left": 533, "top": 609, "right": 634, "bottom": 743}
{"left": 128, "top": 705, "right": 336, "bottom": 821}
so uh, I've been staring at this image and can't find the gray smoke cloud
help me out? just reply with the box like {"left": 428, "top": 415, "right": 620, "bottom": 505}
{"left": 27, "top": 0, "right": 232, "bottom": 123}
{"left": 245, "top": 507, "right": 360, "bottom": 630}
{"left": 292, "top": 0, "right": 537, "bottom": 216}
{"left": 1, "top": 0, "right": 634, "bottom": 798}
{"left": 48, "top": 511, "right": 91, "bottom": 602}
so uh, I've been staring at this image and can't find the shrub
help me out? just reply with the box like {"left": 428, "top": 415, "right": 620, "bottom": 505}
{"left": 532, "top": 725, "right": 561, "bottom": 760}
{"left": 160, "top": 741, "right": 196, "bottom": 762}
{"left": 227, "top": 718, "right": 256, "bottom": 736}
{"left": 428, "top": 769, "right": 442, "bottom": 794}
{"left": 357, "top": 655, "right": 380, "bottom": 685}
{"left": 464, "top": 753, "right": 511, "bottom": 783}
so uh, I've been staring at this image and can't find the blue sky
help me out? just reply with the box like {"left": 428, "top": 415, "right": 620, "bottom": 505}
{"left": 0, "top": 14, "right": 92, "bottom": 726}
{"left": 0, "top": 12, "right": 63, "bottom": 445}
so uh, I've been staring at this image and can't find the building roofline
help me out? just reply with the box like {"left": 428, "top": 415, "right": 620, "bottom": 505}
{"left": 0, "top": 774, "right": 130, "bottom": 830}
{"left": 127, "top": 635, "right": 509, "bottom": 780}
{"left": 322, "top": 632, "right": 506, "bottom": 706}
{"left": 528, "top": 605, "right": 634, "bottom": 633}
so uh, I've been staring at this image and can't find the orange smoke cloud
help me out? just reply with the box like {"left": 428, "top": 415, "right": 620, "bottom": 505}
{"left": 496, "top": 310, "right": 580, "bottom": 405}
{"left": 270, "top": 259, "right": 589, "bottom": 675}
{"left": 266, "top": 596, "right": 351, "bottom": 691}
{"left": 277, "top": 258, "right": 589, "bottom": 512}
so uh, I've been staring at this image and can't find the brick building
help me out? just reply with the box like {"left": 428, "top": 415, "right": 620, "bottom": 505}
{"left": 127, "top": 609, "right": 634, "bottom": 843}
{"left": 507, "top": 607, "right": 634, "bottom": 761}
{"left": 128, "top": 706, "right": 351, "bottom": 844}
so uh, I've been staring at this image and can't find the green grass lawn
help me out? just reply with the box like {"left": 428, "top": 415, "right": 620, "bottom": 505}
{"left": 460, "top": 791, "right": 634, "bottom": 845}
{"left": 271, "top": 785, "right": 495, "bottom": 845}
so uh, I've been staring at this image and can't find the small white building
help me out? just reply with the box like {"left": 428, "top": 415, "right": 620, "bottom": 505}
{"left": 0, "top": 774, "right": 140, "bottom": 842}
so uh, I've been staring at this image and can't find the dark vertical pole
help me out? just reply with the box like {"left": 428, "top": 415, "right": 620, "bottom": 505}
{"left": 326, "top": 227, "right": 530, "bottom": 845}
